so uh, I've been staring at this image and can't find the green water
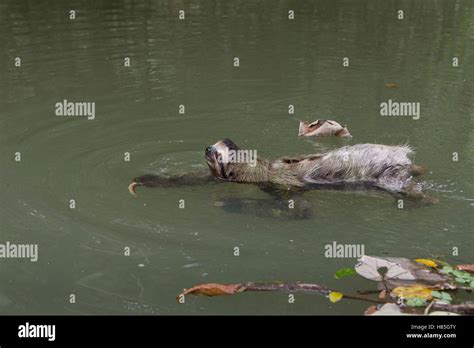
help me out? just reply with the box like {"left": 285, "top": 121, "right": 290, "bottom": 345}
{"left": 1, "top": 0, "right": 473, "bottom": 315}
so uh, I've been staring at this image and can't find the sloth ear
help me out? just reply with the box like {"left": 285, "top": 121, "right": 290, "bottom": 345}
{"left": 222, "top": 138, "right": 239, "bottom": 150}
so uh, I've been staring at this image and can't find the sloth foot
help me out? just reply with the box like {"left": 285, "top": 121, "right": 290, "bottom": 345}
{"left": 397, "top": 190, "right": 439, "bottom": 206}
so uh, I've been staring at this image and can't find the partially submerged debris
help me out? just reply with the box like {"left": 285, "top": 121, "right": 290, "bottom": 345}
{"left": 391, "top": 285, "right": 433, "bottom": 300}
{"left": 298, "top": 119, "right": 351, "bottom": 137}
{"left": 177, "top": 282, "right": 331, "bottom": 300}
{"left": 177, "top": 255, "right": 474, "bottom": 315}
{"left": 366, "top": 303, "right": 411, "bottom": 315}
{"left": 455, "top": 264, "right": 474, "bottom": 274}
{"left": 354, "top": 255, "right": 449, "bottom": 288}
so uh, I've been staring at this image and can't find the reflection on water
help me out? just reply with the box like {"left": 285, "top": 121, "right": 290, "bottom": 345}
{"left": 0, "top": 0, "right": 473, "bottom": 314}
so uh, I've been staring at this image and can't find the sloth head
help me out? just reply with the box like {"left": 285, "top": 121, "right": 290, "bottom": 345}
{"left": 205, "top": 138, "right": 241, "bottom": 181}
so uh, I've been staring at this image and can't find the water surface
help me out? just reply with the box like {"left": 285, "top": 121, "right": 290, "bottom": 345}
{"left": 1, "top": 0, "right": 473, "bottom": 314}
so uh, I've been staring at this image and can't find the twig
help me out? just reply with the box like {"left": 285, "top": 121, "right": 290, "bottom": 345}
{"left": 243, "top": 282, "right": 388, "bottom": 304}
{"left": 431, "top": 302, "right": 474, "bottom": 315}
{"left": 424, "top": 300, "right": 435, "bottom": 315}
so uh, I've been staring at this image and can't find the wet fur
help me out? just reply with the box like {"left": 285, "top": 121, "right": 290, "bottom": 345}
{"left": 214, "top": 142, "right": 419, "bottom": 194}
{"left": 130, "top": 140, "right": 430, "bottom": 202}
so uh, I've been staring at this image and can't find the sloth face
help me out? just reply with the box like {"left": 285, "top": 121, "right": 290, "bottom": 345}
{"left": 205, "top": 138, "right": 240, "bottom": 180}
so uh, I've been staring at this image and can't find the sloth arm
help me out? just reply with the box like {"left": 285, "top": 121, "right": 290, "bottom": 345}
{"left": 129, "top": 173, "right": 314, "bottom": 218}
{"left": 128, "top": 171, "right": 218, "bottom": 196}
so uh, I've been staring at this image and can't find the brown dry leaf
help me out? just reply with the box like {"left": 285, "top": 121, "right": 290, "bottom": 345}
{"left": 455, "top": 264, "right": 474, "bottom": 274}
{"left": 386, "top": 82, "right": 398, "bottom": 88}
{"left": 177, "top": 283, "right": 244, "bottom": 300}
{"left": 365, "top": 305, "right": 377, "bottom": 315}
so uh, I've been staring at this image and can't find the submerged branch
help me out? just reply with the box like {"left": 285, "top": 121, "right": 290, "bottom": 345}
{"left": 430, "top": 303, "right": 474, "bottom": 315}
{"left": 178, "top": 281, "right": 388, "bottom": 305}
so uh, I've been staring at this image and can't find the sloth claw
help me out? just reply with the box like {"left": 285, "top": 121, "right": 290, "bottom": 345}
{"left": 128, "top": 182, "right": 138, "bottom": 197}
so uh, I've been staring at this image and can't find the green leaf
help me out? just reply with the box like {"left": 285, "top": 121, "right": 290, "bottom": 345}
{"left": 470, "top": 281, "right": 474, "bottom": 288}
{"left": 405, "top": 298, "right": 425, "bottom": 307}
{"left": 452, "top": 270, "right": 470, "bottom": 279}
{"left": 440, "top": 266, "right": 454, "bottom": 274}
{"left": 334, "top": 267, "right": 356, "bottom": 280}
{"left": 430, "top": 259, "right": 450, "bottom": 267}
{"left": 455, "top": 277, "right": 468, "bottom": 284}
{"left": 431, "top": 291, "right": 452, "bottom": 303}
{"left": 442, "top": 293, "right": 453, "bottom": 303}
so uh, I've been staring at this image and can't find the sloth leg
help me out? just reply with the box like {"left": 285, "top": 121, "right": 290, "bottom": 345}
{"left": 389, "top": 181, "right": 439, "bottom": 205}
{"left": 410, "top": 164, "right": 427, "bottom": 176}
{"left": 252, "top": 183, "right": 314, "bottom": 219}
{"left": 128, "top": 171, "right": 217, "bottom": 196}
{"left": 398, "top": 189, "right": 439, "bottom": 205}
{"left": 375, "top": 176, "right": 438, "bottom": 205}
{"left": 212, "top": 183, "right": 313, "bottom": 219}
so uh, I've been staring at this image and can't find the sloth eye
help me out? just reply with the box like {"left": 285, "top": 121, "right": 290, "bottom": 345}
{"left": 217, "top": 154, "right": 222, "bottom": 161}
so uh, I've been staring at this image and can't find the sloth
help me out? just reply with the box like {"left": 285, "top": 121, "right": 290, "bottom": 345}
{"left": 128, "top": 139, "right": 433, "bottom": 217}
{"left": 200, "top": 139, "right": 427, "bottom": 193}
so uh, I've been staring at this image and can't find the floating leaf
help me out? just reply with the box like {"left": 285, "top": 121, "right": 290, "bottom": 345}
{"left": 455, "top": 264, "right": 474, "bottom": 274}
{"left": 328, "top": 291, "right": 343, "bottom": 303}
{"left": 452, "top": 270, "right": 469, "bottom": 279}
{"left": 355, "top": 255, "right": 415, "bottom": 281}
{"left": 429, "top": 258, "right": 450, "bottom": 267}
{"left": 177, "top": 283, "right": 243, "bottom": 299}
{"left": 368, "top": 303, "right": 413, "bottom": 315}
{"left": 334, "top": 267, "right": 356, "bottom": 279}
{"left": 470, "top": 281, "right": 474, "bottom": 288}
{"left": 385, "top": 82, "right": 398, "bottom": 88}
{"left": 440, "top": 266, "right": 454, "bottom": 274}
{"left": 455, "top": 277, "right": 468, "bottom": 284}
{"left": 405, "top": 298, "right": 426, "bottom": 307}
{"left": 392, "top": 285, "right": 432, "bottom": 300}
{"left": 365, "top": 305, "right": 377, "bottom": 315}
{"left": 415, "top": 259, "right": 437, "bottom": 268}
{"left": 431, "top": 291, "right": 452, "bottom": 303}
